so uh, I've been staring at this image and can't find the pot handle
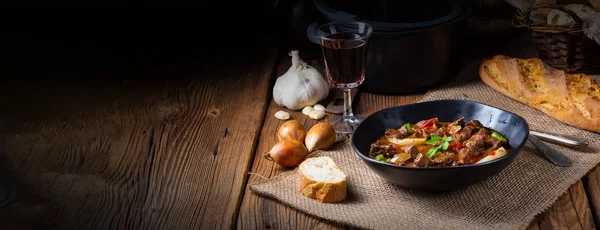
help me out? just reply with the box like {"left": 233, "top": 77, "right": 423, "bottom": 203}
{"left": 306, "top": 22, "right": 321, "bottom": 45}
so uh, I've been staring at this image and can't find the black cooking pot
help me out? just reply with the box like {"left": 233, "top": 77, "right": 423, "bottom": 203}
{"left": 307, "top": 0, "right": 472, "bottom": 94}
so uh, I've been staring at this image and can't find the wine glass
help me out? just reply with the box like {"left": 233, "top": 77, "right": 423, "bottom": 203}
{"left": 316, "top": 21, "right": 373, "bottom": 134}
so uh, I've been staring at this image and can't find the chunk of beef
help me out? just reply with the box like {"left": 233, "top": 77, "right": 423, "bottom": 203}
{"left": 452, "top": 129, "right": 471, "bottom": 143}
{"left": 369, "top": 141, "right": 396, "bottom": 158}
{"left": 413, "top": 153, "right": 430, "bottom": 167}
{"left": 415, "top": 127, "right": 444, "bottom": 139}
{"left": 448, "top": 117, "right": 465, "bottom": 127}
{"left": 466, "top": 120, "right": 483, "bottom": 129}
{"left": 457, "top": 147, "right": 477, "bottom": 165}
{"left": 434, "top": 127, "right": 446, "bottom": 137}
{"left": 402, "top": 145, "right": 419, "bottom": 158}
{"left": 457, "top": 129, "right": 487, "bottom": 164}
{"left": 432, "top": 152, "right": 454, "bottom": 166}
{"left": 465, "top": 129, "right": 487, "bottom": 148}
{"left": 447, "top": 125, "right": 462, "bottom": 135}
{"left": 488, "top": 137, "right": 505, "bottom": 150}
{"left": 482, "top": 129, "right": 507, "bottom": 150}
{"left": 452, "top": 120, "right": 484, "bottom": 143}
{"left": 385, "top": 128, "right": 407, "bottom": 140}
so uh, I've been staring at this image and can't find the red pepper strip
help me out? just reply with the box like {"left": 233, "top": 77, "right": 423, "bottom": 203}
{"left": 419, "top": 118, "right": 436, "bottom": 128}
{"left": 489, "top": 151, "right": 496, "bottom": 156}
{"left": 449, "top": 142, "right": 462, "bottom": 152}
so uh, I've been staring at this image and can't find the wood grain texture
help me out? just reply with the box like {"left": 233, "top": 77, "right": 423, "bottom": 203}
{"left": 585, "top": 165, "right": 600, "bottom": 227}
{"left": 535, "top": 180, "right": 596, "bottom": 230}
{"left": 527, "top": 216, "right": 542, "bottom": 230}
{"left": 0, "top": 35, "right": 281, "bottom": 229}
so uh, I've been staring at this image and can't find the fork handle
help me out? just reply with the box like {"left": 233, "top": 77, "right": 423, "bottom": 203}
{"left": 530, "top": 130, "right": 588, "bottom": 147}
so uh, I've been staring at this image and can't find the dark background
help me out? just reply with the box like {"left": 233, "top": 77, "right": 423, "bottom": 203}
{"left": 0, "top": 0, "right": 521, "bottom": 83}
{"left": 0, "top": 1, "right": 290, "bottom": 78}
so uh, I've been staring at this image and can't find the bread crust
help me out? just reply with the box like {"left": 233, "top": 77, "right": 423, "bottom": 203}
{"left": 479, "top": 55, "right": 600, "bottom": 133}
{"left": 298, "top": 157, "right": 347, "bottom": 203}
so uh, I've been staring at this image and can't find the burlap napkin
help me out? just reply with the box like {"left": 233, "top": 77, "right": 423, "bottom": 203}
{"left": 250, "top": 54, "right": 600, "bottom": 229}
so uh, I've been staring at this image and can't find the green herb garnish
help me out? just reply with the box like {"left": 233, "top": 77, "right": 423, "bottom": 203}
{"left": 425, "top": 139, "right": 439, "bottom": 145}
{"left": 491, "top": 132, "right": 506, "bottom": 141}
{"left": 441, "top": 140, "right": 449, "bottom": 151}
{"left": 375, "top": 154, "right": 390, "bottom": 163}
{"left": 405, "top": 123, "right": 412, "bottom": 132}
{"left": 426, "top": 135, "right": 453, "bottom": 158}
{"left": 427, "top": 146, "right": 441, "bottom": 158}
{"left": 426, "top": 134, "right": 441, "bottom": 145}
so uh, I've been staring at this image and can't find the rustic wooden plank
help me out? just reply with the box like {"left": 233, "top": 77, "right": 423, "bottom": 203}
{"left": 0, "top": 31, "right": 281, "bottom": 230}
{"left": 584, "top": 165, "right": 600, "bottom": 227}
{"left": 356, "top": 92, "right": 422, "bottom": 115}
{"left": 526, "top": 216, "right": 541, "bottom": 230}
{"left": 536, "top": 180, "right": 595, "bottom": 230}
{"left": 568, "top": 180, "right": 597, "bottom": 230}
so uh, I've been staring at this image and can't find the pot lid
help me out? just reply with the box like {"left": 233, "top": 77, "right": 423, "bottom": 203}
{"left": 314, "top": 0, "right": 466, "bottom": 32}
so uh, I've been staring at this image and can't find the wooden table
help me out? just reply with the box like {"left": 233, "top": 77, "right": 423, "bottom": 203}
{"left": 0, "top": 5, "right": 599, "bottom": 230}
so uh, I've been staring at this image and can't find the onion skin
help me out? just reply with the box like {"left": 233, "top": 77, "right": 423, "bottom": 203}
{"left": 305, "top": 122, "right": 336, "bottom": 152}
{"left": 264, "top": 140, "right": 308, "bottom": 168}
{"left": 277, "top": 120, "right": 307, "bottom": 143}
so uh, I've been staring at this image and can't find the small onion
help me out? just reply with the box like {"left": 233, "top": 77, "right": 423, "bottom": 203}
{"left": 305, "top": 122, "right": 336, "bottom": 152}
{"left": 264, "top": 140, "right": 308, "bottom": 168}
{"left": 277, "top": 120, "right": 307, "bottom": 143}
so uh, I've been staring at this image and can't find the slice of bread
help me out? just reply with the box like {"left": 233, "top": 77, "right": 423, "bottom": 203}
{"left": 298, "top": 156, "right": 347, "bottom": 203}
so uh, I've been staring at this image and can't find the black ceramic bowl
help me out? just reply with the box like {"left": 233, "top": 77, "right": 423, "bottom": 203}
{"left": 351, "top": 99, "right": 529, "bottom": 191}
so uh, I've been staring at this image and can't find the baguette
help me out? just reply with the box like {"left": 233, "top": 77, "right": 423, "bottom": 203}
{"left": 298, "top": 156, "right": 347, "bottom": 203}
{"left": 479, "top": 55, "right": 600, "bottom": 133}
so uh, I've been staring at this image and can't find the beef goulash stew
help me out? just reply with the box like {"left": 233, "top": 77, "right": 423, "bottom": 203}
{"left": 369, "top": 117, "right": 510, "bottom": 168}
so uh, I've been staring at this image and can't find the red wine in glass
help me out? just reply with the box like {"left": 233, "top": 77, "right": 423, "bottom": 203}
{"left": 320, "top": 32, "right": 367, "bottom": 89}
{"left": 317, "top": 22, "right": 372, "bottom": 134}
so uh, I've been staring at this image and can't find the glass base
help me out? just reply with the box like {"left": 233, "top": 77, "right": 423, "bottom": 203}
{"left": 329, "top": 115, "right": 365, "bottom": 134}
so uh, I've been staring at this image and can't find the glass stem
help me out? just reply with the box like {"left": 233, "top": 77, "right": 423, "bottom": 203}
{"left": 343, "top": 88, "right": 354, "bottom": 120}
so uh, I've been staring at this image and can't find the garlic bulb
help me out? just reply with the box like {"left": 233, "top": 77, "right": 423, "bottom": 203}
{"left": 273, "top": 51, "right": 329, "bottom": 110}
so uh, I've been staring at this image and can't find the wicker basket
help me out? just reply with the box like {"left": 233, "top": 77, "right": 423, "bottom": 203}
{"left": 513, "top": 3, "right": 600, "bottom": 74}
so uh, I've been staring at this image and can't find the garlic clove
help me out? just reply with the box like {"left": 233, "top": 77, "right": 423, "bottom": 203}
{"left": 313, "top": 104, "right": 325, "bottom": 111}
{"left": 275, "top": 110, "right": 290, "bottom": 120}
{"left": 302, "top": 106, "right": 315, "bottom": 116}
{"left": 308, "top": 110, "right": 325, "bottom": 120}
